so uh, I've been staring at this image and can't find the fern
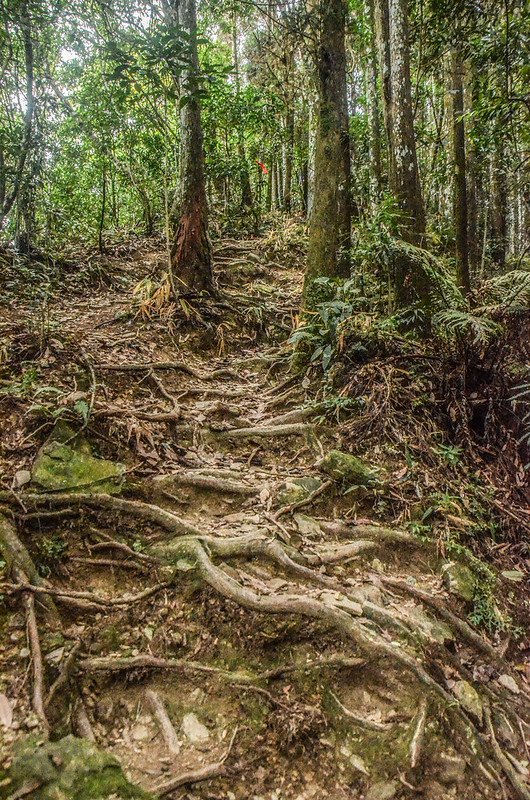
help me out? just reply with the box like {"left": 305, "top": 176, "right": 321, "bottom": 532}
{"left": 432, "top": 309, "right": 502, "bottom": 345}
{"left": 480, "top": 270, "right": 530, "bottom": 311}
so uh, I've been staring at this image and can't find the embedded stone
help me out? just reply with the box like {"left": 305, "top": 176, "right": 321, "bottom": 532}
{"left": 318, "top": 450, "right": 378, "bottom": 486}
{"left": 441, "top": 562, "right": 475, "bottom": 602}
{"left": 32, "top": 427, "right": 124, "bottom": 495}
{"left": 181, "top": 712, "right": 210, "bottom": 747}
{"left": 452, "top": 680, "right": 483, "bottom": 721}
{"left": 365, "top": 780, "right": 399, "bottom": 800}
{"left": 277, "top": 476, "right": 323, "bottom": 506}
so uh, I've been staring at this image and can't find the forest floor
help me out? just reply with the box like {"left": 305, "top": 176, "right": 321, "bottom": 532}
{"left": 1, "top": 230, "right": 530, "bottom": 800}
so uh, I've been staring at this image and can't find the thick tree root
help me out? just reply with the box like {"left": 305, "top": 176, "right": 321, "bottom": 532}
{"left": 216, "top": 422, "right": 313, "bottom": 439}
{"left": 0, "top": 514, "right": 58, "bottom": 619}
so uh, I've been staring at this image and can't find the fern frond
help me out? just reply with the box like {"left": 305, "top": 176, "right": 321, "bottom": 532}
{"left": 432, "top": 309, "right": 502, "bottom": 345}
{"left": 481, "top": 270, "right": 530, "bottom": 311}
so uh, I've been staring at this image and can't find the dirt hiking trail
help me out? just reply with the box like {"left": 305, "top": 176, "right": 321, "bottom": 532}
{"left": 1, "top": 234, "right": 530, "bottom": 800}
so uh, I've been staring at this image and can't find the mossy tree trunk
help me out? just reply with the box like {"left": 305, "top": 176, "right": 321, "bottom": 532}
{"left": 304, "top": 0, "right": 352, "bottom": 307}
{"left": 450, "top": 48, "right": 470, "bottom": 294}
{"left": 169, "top": 0, "right": 213, "bottom": 296}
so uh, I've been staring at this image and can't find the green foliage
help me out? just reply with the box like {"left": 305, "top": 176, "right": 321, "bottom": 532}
{"left": 36, "top": 535, "right": 68, "bottom": 577}
{"left": 290, "top": 277, "right": 366, "bottom": 370}
{"left": 432, "top": 309, "right": 502, "bottom": 345}
{"left": 434, "top": 443, "right": 463, "bottom": 467}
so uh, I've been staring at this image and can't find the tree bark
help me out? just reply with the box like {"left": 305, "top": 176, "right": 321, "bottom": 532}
{"left": 304, "top": 0, "right": 352, "bottom": 303}
{"left": 491, "top": 135, "right": 508, "bottom": 268}
{"left": 366, "top": 0, "right": 383, "bottom": 199}
{"left": 387, "top": 0, "right": 425, "bottom": 244}
{"left": 450, "top": 49, "right": 470, "bottom": 294}
{"left": 373, "top": 0, "right": 393, "bottom": 188}
{"left": 169, "top": 0, "right": 213, "bottom": 295}
{"left": 0, "top": 0, "right": 35, "bottom": 231}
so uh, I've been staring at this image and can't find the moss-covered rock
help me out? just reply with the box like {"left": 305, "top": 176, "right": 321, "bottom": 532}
{"left": 441, "top": 562, "right": 475, "bottom": 602}
{"left": 32, "top": 426, "right": 124, "bottom": 494}
{"left": 319, "top": 450, "right": 378, "bottom": 487}
{"left": 277, "top": 476, "right": 323, "bottom": 506}
{"left": 0, "top": 735, "right": 152, "bottom": 799}
{"left": 452, "top": 681, "right": 483, "bottom": 722}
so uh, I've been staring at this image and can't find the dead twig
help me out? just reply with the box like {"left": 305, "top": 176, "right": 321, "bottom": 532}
{"left": 155, "top": 726, "right": 238, "bottom": 796}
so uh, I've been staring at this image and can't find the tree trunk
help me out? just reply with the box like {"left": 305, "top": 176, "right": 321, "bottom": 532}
{"left": 169, "top": 0, "right": 213, "bottom": 295}
{"left": 366, "top": 0, "right": 383, "bottom": 199}
{"left": 387, "top": 0, "right": 425, "bottom": 244}
{"left": 283, "top": 107, "right": 295, "bottom": 213}
{"left": 0, "top": 0, "right": 35, "bottom": 231}
{"left": 373, "top": 0, "right": 393, "bottom": 188}
{"left": 304, "top": 0, "right": 352, "bottom": 304}
{"left": 450, "top": 49, "right": 470, "bottom": 294}
{"left": 232, "top": 19, "right": 255, "bottom": 215}
{"left": 491, "top": 136, "right": 508, "bottom": 268}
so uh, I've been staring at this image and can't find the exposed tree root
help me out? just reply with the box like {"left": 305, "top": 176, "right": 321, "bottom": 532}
{"left": 216, "top": 422, "right": 312, "bottom": 439}
{"left": 329, "top": 690, "right": 391, "bottom": 731}
{"left": 95, "top": 360, "right": 240, "bottom": 382}
{"left": 22, "top": 589, "right": 49, "bottom": 736}
{"left": 45, "top": 641, "right": 82, "bottom": 710}
{"left": 79, "top": 652, "right": 365, "bottom": 685}
{"left": 379, "top": 575, "right": 522, "bottom": 678}
{"left": 153, "top": 471, "right": 257, "bottom": 496}
{"left": 94, "top": 404, "right": 182, "bottom": 423}
{"left": 2, "top": 491, "right": 529, "bottom": 797}
{"left": 409, "top": 698, "right": 428, "bottom": 767}
{"left": 3, "top": 578, "right": 173, "bottom": 610}
{"left": 0, "top": 514, "right": 58, "bottom": 619}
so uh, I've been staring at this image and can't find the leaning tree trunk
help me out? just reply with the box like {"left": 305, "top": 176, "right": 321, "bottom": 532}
{"left": 450, "top": 48, "right": 470, "bottom": 294}
{"left": 169, "top": 0, "right": 213, "bottom": 295}
{"left": 304, "top": 0, "right": 352, "bottom": 305}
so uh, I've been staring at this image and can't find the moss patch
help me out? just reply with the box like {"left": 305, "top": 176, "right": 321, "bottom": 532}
{"left": 32, "top": 431, "right": 124, "bottom": 494}
{"left": 0, "top": 735, "right": 152, "bottom": 799}
{"left": 319, "top": 450, "right": 379, "bottom": 487}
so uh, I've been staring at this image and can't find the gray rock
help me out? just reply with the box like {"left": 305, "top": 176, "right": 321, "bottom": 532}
{"left": 452, "top": 680, "right": 483, "bottom": 721}
{"left": 365, "top": 780, "right": 399, "bottom": 800}
{"left": 441, "top": 562, "right": 475, "bottom": 602}
{"left": 277, "top": 477, "right": 322, "bottom": 506}
{"left": 181, "top": 712, "right": 210, "bottom": 747}
{"left": 318, "top": 450, "right": 379, "bottom": 486}
{"left": 31, "top": 422, "right": 124, "bottom": 495}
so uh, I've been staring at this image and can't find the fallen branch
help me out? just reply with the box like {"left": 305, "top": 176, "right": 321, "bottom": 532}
{"left": 22, "top": 589, "right": 49, "bottom": 736}
{"left": 145, "top": 689, "right": 180, "bottom": 754}
{"left": 155, "top": 726, "right": 238, "bottom": 796}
